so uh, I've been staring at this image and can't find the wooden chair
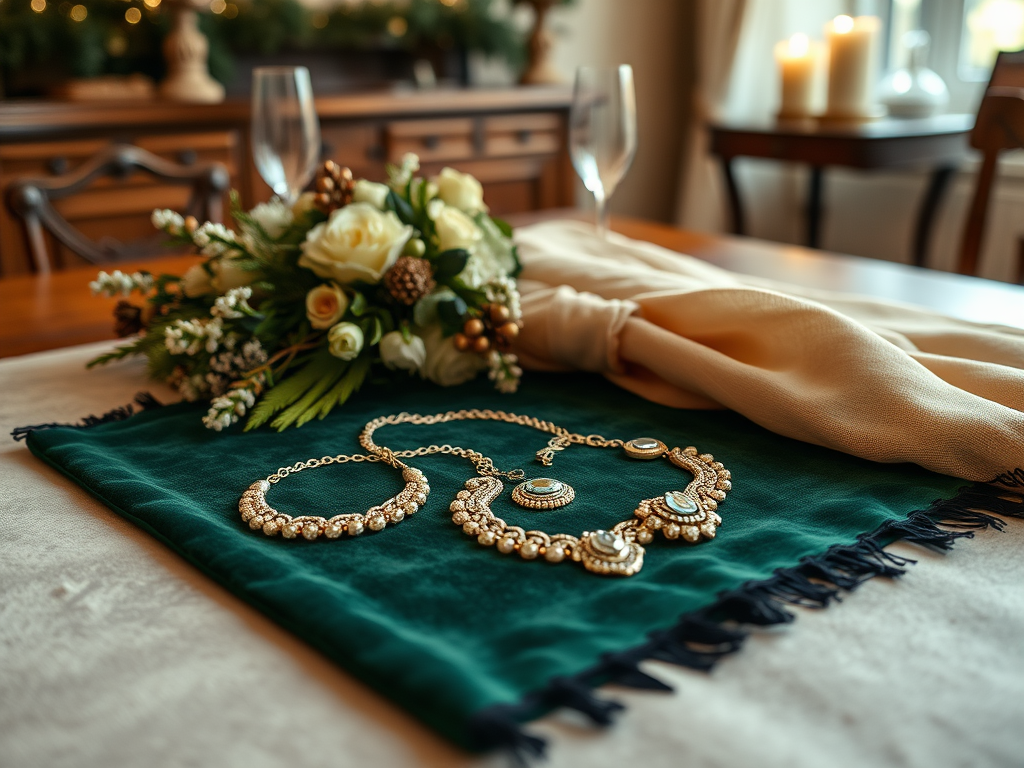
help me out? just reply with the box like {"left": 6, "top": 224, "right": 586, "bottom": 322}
{"left": 6, "top": 144, "right": 230, "bottom": 274}
{"left": 957, "top": 50, "right": 1024, "bottom": 278}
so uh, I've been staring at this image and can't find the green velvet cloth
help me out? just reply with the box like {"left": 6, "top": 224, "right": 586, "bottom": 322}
{"left": 26, "top": 373, "right": 965, "bottom": 750}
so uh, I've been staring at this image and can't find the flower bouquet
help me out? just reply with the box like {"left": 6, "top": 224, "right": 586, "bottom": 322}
{"left": 88, "top": 154, "right": 523, "bottom": 432}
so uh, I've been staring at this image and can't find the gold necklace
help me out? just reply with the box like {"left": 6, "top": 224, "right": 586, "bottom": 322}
{"left": 238, "top": 410, "right": 732, "bottom": 577}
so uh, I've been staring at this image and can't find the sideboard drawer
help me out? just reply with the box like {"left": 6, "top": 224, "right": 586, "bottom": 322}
{"left": 483, "top": 113, "right": 562, "bottom": 158}
{"left": 386, "top": 118, "right": 476, "bottom": 164}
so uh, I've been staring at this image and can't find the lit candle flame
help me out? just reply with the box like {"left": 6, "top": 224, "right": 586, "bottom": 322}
{"left": 788, "top": 32, "right": 810, "bottom": 57}
{"left": 833, "top": 15, "right": 855, "bottom": 34}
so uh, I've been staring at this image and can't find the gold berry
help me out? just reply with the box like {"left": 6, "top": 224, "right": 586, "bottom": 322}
{"left": 183, "top": 215, "right": 198, "bottom": 234}
{"left": 453, "top": 333, "right": 470, "bottom": 351}
{"left": 472, "top": 335, "right": 491, "bottom": 353}
{"left": 497, "top": 321, "right": 520, "bottom": 340}
{"left": 464, "top": 318, "right": 485, "bottom": 337}
{"left": 489, "top": 305, "right": 511, "bottom": 324}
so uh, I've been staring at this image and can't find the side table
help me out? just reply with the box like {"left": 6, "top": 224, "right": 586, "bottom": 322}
{"left": 708, "top": 114, "right": 973, "bottom": 266}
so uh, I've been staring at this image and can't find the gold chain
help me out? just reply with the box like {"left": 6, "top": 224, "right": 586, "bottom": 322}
{"left": 358, "top": 409, "right": 624, "bottom": 478}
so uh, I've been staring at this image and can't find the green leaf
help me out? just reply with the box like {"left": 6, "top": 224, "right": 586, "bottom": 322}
{"left": 349, "top": 291, "right": 369, "bottom": 317}
{"left": 86, "top": 344, "right": 140, "bottom": 369}
{"left": 306, "top": 355, "right": 371, "bottom": 424}
{"left": 491, "top": 216, "right": 514, "bottom": 239}
{"left": 386, "top": 190, "right": 415, "bottom": 225}
{"left": 269, "top": 360, "right": 348, "bottom": 431}
{"left": 244, "top": 348, "right": 334, "bottom": 431}
{"left": 433, "top": 248, "right": 470, "bottom": 282}
{"left": 437, "top": 296, "right": 468, "bottom": 337}
{"left": 368, "top": 316, "right": 383, "bottom": 346}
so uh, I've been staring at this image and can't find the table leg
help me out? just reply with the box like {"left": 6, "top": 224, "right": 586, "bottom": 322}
{"left": 719, "top": 158, "right": 746, "bottom": 236}
{"left": 806, "top": 166, "right": 824, "bottom": 249}
{"left": 913, "top": 165, "right": 957, "bottom": 268}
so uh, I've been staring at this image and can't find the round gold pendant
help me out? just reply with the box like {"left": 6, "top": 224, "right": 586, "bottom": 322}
{"left": 623, "top": 437, "right": 667, "bottom": 460}
{"left": 511, "top": 478, "right": 575, "bottom": 509}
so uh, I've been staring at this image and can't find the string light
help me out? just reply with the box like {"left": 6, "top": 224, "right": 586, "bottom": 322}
{"left": 30, "top": 0, "right": 46, "bottom": 13}
{"left": 210, "top": 0, "right": 226, "bottom": 13}
{"left": 143, "top": 0, "right": 161, "bottom": 8}
{"left": 311, "top": 10, "right": 328, "bottom": 28}
{"left": 223, "top": 2, "right": 237, "bottom": 17}
{"left": 69, "top": 2, "right": 86, "bottom": 19}
{"left": 124, "top": 6, "right": 141, "bottom": 22}
{"left": 387, "top": 16, "right": 407, "bottom": 36}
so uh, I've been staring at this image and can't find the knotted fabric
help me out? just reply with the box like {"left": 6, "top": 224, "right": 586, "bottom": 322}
{"left": 515, "top": 221, "right": 1024, "bottom": 481}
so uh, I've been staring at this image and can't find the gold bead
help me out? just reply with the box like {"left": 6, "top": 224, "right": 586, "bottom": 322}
{"left": 472, "top": 335, "right": 491, "bottom": 353}
{"left": 453, "top": 333, "right": 471, "bottom": 351}
{"left": 489, "top": 304, "right": 511, "bottom": 324}
{"left": 463, "top": 318, "right": 485, "bottom": 337}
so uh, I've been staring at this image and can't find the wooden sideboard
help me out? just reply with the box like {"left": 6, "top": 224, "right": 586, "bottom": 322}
{"left": 0, "top": 87, "right": 574, "bottom": 277}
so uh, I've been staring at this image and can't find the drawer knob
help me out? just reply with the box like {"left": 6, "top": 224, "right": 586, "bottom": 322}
{"left": 516, "top": 129, "right": 532, "bottom": 145}
{"left": 422, "top": 135, "right": 440, "bottom": 150}
{"left": 177, "top": 149, "right": 198, "bottom": 166}
{"left": 47, "top": 156, "right": 69, "bottom": 176}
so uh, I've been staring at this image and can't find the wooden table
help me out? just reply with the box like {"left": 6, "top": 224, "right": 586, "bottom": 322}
{"left": 3, "top": 212, "right": 1024, "bottom": 359}
{"left": 708, "top": 114, "right": 974, "bottom": 265}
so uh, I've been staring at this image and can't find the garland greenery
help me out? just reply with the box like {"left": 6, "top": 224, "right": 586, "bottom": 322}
{"left": 0, "top": 0, "right": 527, "bottom": 90}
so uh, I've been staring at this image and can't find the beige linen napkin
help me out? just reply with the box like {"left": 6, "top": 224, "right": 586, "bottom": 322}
{"left": 514, "top": 220, "right": 1024, "bottom": 481}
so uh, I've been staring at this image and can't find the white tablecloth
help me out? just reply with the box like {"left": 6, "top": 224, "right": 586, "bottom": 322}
{"left": 1, "top": 342, "right": 1022, "bottom": 768}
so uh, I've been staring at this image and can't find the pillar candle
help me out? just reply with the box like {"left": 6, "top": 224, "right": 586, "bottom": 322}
{"left": 825, "top": 15, "right": 882, "bottom": 120}
{"left": 775, "top": 33, "right": 817, "bottom": 119}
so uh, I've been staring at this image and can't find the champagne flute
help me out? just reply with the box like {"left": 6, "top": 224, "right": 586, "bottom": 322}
{"left": 251, "top": 66, "right": 321, "bottom": 205}
{"left": 569, "top": 65, "right": 638, "bottom": 238}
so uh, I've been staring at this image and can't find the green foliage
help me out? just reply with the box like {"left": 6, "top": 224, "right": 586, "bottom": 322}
{"left": 0, "top": 0, "right": 525, "bottom": 94}
{"left": 432, "top": 248, "right": 470, "bottom": 283}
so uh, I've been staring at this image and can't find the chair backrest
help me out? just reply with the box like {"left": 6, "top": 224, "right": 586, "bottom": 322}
{"left": 6, "top": 143, "right": 231, "bottom": 275}
{"left": 957, "top": 50, "right": 1024, "bottom": 277}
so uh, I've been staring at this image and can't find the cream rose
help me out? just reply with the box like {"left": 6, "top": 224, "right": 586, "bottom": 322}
{"left": 299, "top": 203, "right": 413, "bottom": 284}
{"left": 352, "top": 180, "right": 390, "bottom": 210}
{"left": 180, "top": 263, "right": 214, "bottom": 297}
{"left": 292, "top": 191, "right": 318, "bottom": 218}
{"left": 327, "top": 322, "right": 364, "bottom": 360}
{"left": 306, "top": 283, "right": 349, "bottom": 330}
{"left": 211, "top": 253, "right": 257, "bottom": 293}
{"left": 433, "top": 205, "right": 482, "bottom": 253}
{"left": 379, "top": 331, "right": 426, "bottom": 373}
{"left": 419, "top": 324, "right": 487, "bottom": 387}
{"left": 433, "top": 167, "right": 486, "bottom": 213}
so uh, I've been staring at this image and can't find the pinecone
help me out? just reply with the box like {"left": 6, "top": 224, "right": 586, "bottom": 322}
{"left": 313, "top": 160, "right": 355, "bottom": 214}
{"left": 113, "top": 301, "right": 143, "bottom": 338}
{"left": 384, "top": 257, "right": 436, "bottom": 305}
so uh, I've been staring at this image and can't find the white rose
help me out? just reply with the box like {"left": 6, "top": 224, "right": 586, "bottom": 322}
{"left": 247, "top": 199, "right": 294, "bottom": 240}
{"left": 180, "top": 263, "right": 214, "bottom": 297}
{"left": 433, "top": 167, "right": 487, "bottom": 213}
{"left": 418, "top": 324, "right": 487, "bottom": 387}
{"left": 327, "top": 322, "right": 364, "bottom": 361}
{"left": 433, "top": 205, "right": 482, "bottom": 253}
{"left": 211, "top": 253, "right": 257, "bottom": 293}
{"left": 379, "top": 331, "right": 427, "bottom": 373}
{"left": 299, "top": 203, "right": 413, "bottom": 285}
{"left": 306, "top": 283, "right": 349, "bottom": 330}
{"left": 352, "top": 180, "right": 390, "bottom": 210}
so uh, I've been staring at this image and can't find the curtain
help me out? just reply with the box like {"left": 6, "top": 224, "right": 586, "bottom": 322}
{"left": 675, "top": 0, "right": 748, "bottom": 231}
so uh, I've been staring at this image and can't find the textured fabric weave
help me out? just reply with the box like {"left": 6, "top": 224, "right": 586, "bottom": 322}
{"left": 26, "top": 373, "right": 965, "bottom": 750}
{"left": 515, "top": 221, "right": 1024, "bottom": 480}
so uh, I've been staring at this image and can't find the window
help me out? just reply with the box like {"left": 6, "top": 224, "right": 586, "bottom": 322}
{"left": 959, "top": 0, "right": 1024, "bottom": 80}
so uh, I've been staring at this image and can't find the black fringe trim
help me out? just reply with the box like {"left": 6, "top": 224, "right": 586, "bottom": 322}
{"left": 10, "top": 392, "right": 162, "bottom": 442}
{"left": 468, "top": 479, "right": 1024, "bottom": 763}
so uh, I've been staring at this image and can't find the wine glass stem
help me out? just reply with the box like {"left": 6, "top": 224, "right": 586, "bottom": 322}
{"left": 594, "top": 190, "right": 609, "bottom": 239}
